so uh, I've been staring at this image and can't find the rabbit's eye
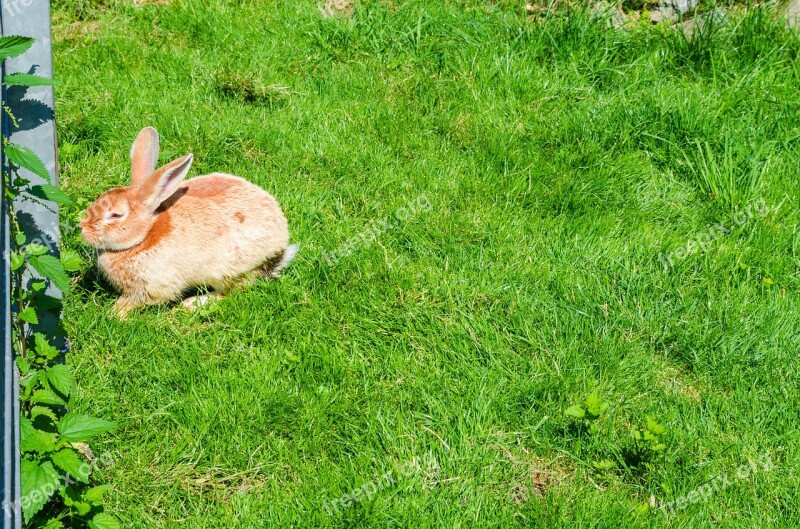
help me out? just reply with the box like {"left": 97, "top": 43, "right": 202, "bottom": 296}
{"left": 106, "top": 212, "right": 125, "bottom": 221}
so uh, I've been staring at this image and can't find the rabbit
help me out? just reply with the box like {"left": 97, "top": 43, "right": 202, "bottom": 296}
{"left": 80, "top": 126, "right": 298, "bottom": 317}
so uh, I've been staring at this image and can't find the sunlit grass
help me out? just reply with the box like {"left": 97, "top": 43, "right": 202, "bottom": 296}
{"left": 52, "top": 1, "right": 800, "bottom": 527}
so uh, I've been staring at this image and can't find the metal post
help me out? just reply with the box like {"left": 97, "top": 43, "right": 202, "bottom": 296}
{"left": 1, "top": 2, "right": 60, "bottom": 528}
{"left": 1, "top": 134, "right": 18, "bottom": 529}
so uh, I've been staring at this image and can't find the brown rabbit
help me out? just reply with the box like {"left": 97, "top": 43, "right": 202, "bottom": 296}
{"left": 80, "top": 127, "right": 297, "bottom": 317}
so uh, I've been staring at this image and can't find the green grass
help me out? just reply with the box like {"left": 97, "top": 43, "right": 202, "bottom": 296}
{"left": 51, "top": 1, "right": 800, "bottom": 527}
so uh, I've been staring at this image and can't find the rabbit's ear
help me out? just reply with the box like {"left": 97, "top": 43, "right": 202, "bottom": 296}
{"left": 139, "top": 154, "right": 193, "bottom": 210}
{"left": 130, "top": 127, "right": 160, "bottom": 188}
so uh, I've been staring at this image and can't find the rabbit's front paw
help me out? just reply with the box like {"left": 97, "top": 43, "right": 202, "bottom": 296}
{"left": 181, "top": 293, "right": 221, "bottom": 311}
{"left": 113, "top": 297, "right": 135, "bottom": 319}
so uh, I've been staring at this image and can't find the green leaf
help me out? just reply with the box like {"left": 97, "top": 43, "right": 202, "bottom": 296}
{"left": 42, "top": 518, "right": 63, "bottom": 529}
{"left": 60, "top": 485, "right": 78, "bottom": 506}
{"left": 16, "top": 356, "right": 31, "bottom": 375}
{"left": 651, "top": 443, "right": 667, "bottom": 452}
{"left": 45, "top": 364, "right": 75, "bottom": 398}
{"left": 74, "top": 500, "right": 92, "bottom": 516}
{"left": 0, "top": 35, "right": 34, "bottom": 60}
{"left": 31, "top": 388, "right": 65, "bottom": 406}
{"left": 13, "top": 175, "right": 30, "bottom": 187}
{"left": 20, "top": 459, "right": 60, "bottom": 522}
{"left": 32, "top": 281, "right": 47, "bottom": 292}
{"left": 5, "top": 144, "right": 50, "bottom": 181}
{"left": 584, "top": 392, "right": 609, "bottom": 418}
{"left": 645, "top": 416, "right": 667, "bottom": 436}
{"left": 15, "top": 231, "right": 27, "bottom": 246}
{"left": 29, "top": 184, "right": 74, "bottom": 206}
{"left": 4, "top": 73, "right": 54, "bottom": 86}
{"left": 58, "top": 413, "right": 116, "bottom": 442}
{"left": 60, "top": 249, "right": 83, "bottom": 272}
{"left": 18, "top": 306, "right": 39, "bottom": 324}
{"left": 762, "top": 277, "right": 775, "bottom": 287}
{"left": 25, "top": 243, "right": 49, "bottom": 256}
{"left": 21, "top": 371, "right": 40, "bottom": 396}
{"left": 34, "top": 333, "right": 60, "bottom": 360}
{"left": 83, "top": 485, "right": 110, "bottom": 505}
{"left": 591, "top": 459, "right": 616, "bottom": 470}
{"left": 88, "top": 513, "right": 121, "bottom": 529}
{"left": 10, "top": 252, "right": 25, "bottom": 271}
{"left": 564, "top": 404, "right": 585, "bottom": 419}
{"left": 29, "top": 254, "right": 71, "bottom": 293}
{"left": 20, "top": 417, "right": 58, "bottom": 454}
{"left": 52, "top": 449, "right": 90, "bottom": 484}
{"left": 282, "top": 351, "right": 301, "bottom": 364}
{"left": 31, "top": 405, "right": 59, "bottom": 424}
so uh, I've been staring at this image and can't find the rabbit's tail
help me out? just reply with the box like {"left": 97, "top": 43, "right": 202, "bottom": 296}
{"left": 263, "top": 244, "right": 299, "bottom": 278}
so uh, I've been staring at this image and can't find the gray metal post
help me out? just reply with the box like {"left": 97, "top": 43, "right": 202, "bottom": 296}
{"left": 1, "top": 1, "right": 60, "bottom": 528}
{"left": 3, "top": 0, "right": 62, "bottom": 317}
{"left": 1, "top": 137, "right": 19, "bottom": 529}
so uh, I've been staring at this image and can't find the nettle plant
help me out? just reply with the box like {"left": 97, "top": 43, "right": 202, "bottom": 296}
{"left": 565, "top": 392, "right": 669, "bottom": 474}
{"left": 2, "top": 36, "right": 118, "bottom": 529}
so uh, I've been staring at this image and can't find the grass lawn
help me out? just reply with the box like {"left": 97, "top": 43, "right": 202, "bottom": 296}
{"left": 52, "top": 1, "right": 799, "bottom": 527}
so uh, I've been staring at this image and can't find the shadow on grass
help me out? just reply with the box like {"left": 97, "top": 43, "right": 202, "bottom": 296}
{"left": 75, "top": 264, "right": 116, "bottom": 300}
